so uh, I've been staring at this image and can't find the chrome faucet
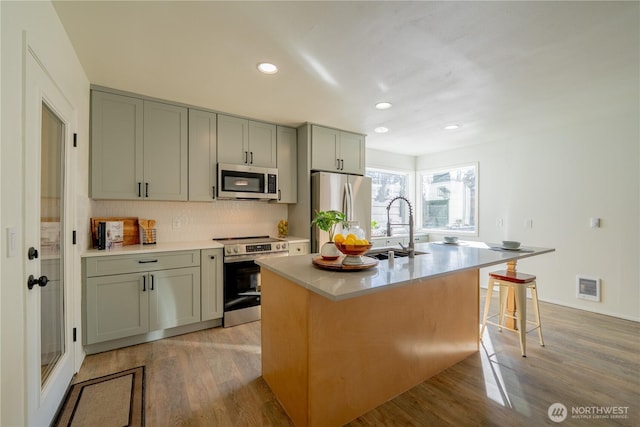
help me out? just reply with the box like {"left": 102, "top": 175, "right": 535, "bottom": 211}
{"left": 386, "top": 196, "right": 415, "bottom": 258}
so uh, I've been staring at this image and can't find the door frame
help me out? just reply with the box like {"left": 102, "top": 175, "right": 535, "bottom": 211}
{"left": 24, "top": 41, "right": 78, "bottom": 426}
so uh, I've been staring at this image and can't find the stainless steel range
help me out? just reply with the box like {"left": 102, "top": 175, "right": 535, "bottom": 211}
{"left": 213, "top": 236, "right": 288, "bottom": 327}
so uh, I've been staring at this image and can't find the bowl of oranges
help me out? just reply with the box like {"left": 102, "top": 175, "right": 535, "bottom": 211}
{"left": 333, "top": 231, "right": 372, "bottom": 265}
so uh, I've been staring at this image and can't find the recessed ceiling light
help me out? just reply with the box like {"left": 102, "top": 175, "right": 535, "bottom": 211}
{"left": 444, "top": 124, "right": 461, "bottom": 130}
{"left": 257, "top": 62, "right": 278, "bottom": 74}
{"left": 375, "top": 102, "right": 392, "bottom": 110}
{"left": 374, "top": 127, "right": 389, "bottom": 133}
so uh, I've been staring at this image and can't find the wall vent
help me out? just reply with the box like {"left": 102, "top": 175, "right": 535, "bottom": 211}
{"left": 576, "top": 275, "right": 601, "bottom": 302}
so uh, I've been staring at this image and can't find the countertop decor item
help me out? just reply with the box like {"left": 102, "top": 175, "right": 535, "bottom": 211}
{"left": 311, "top": 210, "right": 346, "bottom": 259}
{"left": 334, "top": 242, "right": 373, "bottom": 265}
{"left": 312, "top": 255, "right": 378, "bottom": 271}
{"left": 334, "top": 221, "right": 371, "bottom": 264}
{"left": 91, "top": 217, "right": 139, "bottom": 247}
{"left": 138, "top": 219, "right": 157, "bottom": 244}
{"left": 277, "top": 219, "right": 288, "bottom": 238}
{"left": 501, "top": 240, "right": 521, "bottom": 250}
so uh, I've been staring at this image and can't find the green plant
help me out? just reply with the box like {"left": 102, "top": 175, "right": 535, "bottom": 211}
{"left": 311, "top": 210, "right": 346, "bottom": 242}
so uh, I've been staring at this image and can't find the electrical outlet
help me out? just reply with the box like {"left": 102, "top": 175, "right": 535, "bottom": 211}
{"left": 172, "top": 217, "right": 181, "bottom": 230}
{"left": 496, "top": 218, "right": 504, "bottom": 228}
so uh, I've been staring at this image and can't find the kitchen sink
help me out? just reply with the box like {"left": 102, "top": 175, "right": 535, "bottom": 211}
{"left": 366, "top": 248, "right": 428, "bottom": 260}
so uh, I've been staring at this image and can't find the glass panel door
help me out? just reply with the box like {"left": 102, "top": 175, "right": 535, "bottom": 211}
{"left": 40, "top": 103, "right": 65, "bottom": 385}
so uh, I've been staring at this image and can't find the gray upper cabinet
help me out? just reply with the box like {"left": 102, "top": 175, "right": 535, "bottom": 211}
{"left": 91, "top": 91, "right": 143, "bottom": 199}
{"left": 218, "top": 114, "right": 277, "bottom": 168}
{"left": 188, "top": 109, "right": 217, "bottom": 201}
{"left": 143, "top": 101, "right": 188, "bottom": 200}
{"left": 276, "top": 126, "right": 297, "bottom": 203}
{"left": 338, "top": 130, "right": 366, "bottom": 175}
{"left": 90, "top": 90, "right": 188, "bottom": 200}
{"left": 311, "top": 125, "right": 365, "bottom": 175}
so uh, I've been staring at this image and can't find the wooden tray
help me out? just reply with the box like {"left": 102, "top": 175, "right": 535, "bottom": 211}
{"left": 312, "top": 255, "right": 378, "bottom": 271}
{"left": 91, "top": 217, "right": 139, "bottom": 247}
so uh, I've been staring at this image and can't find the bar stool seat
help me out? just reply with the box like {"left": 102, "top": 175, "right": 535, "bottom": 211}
{"left": 480, "top": 270, "right": 544, "bottom": 357}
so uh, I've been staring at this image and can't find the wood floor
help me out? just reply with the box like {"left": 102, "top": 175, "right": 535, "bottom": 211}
{"left": 72, "top": 291, "right": 639, "bottom": 426}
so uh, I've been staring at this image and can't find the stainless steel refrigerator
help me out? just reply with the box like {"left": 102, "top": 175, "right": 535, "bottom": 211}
{"left": 311, "top": 172, "right": 371, "bottom": 252}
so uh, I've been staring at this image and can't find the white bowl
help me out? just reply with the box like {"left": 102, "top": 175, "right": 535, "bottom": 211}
{"left": 501, "top": 240, "right": 521, "bottom": 249}
{"left": 443, "top": 236, "right": 459, "bottom": 244}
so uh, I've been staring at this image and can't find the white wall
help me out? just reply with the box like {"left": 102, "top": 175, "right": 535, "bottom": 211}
{"left": 1, "top": 1, "right": 90, "bottom": 425}
{"left": 367, "top": 148, "right": 416, "bottom": 172}
{"left": 415, "top": 102, "right": 639, "bottom": 321}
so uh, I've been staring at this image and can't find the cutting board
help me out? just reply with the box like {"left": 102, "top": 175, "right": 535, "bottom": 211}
{"left": 91, "top": 217, "right": 139, "bottom": 247}
{"left": 312, "top": 255, "right": 378, "bottom": 271}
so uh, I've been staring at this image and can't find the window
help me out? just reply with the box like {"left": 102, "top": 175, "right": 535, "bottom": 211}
{"left": 366, "top": 168, "right": 412, "bottom": 237}
{"left": 419, "top": 163, "right": 478, "bottom": 235}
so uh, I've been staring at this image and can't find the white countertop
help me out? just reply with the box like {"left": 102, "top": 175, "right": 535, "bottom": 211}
{"left": 81, "top": 240, "right": 224, "bottom": 258}
{"left": 81, "top": 236, "right": 309, "bottom": 258}
{"left": 256, "top": 241, "right": 555, "bottom": 301}
{"left": 281, "top": 236, "right": 310, "bottom": 244}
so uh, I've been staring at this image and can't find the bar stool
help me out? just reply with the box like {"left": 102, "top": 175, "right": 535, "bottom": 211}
{"left": 480, "top": 270, "right": 544, "bottom": 357}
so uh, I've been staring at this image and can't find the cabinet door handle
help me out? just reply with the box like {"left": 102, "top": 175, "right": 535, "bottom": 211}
{"left": 250, "top": 151, "right": 254, "bottom": 164}
{"left": 138, "top": 182, "right": 142, "bottom": 198}
{"left": 278, "top": 189, "right": 281, "bottom": 201}
{"left": 138, "top": 259, "right": 158, "bottom": 264}
{"left": 340, "top": 159, "right": 344, "bottom": 170}
{"left": 150, "top": 274, "right": 155, "bottom": 291}
{"left": 210, "top": 255, "right": 216, "bottom": 260}
{"left": 244, "top": 151, "right": 248, "bottom": 163}
{"left": 336, "top": 158, "right": 340, "bottom": 170}
{"left": 212, "top": 186, "right": 216, "bottom": 200}
{"left": 145, "top": 182, "right": 149, "bottom": 197}
{"left": 142, "top": 275, "right": 146, "bottom": 292}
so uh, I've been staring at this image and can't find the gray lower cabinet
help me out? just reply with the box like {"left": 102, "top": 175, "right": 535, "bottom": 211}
{"left": 200, "top": 249, "right": 223, "bottom": 321}
{"left": 288, "top": 241, "right": 309, "bottom": 256}
{"left": 86, "top": 273, "right": 149, "bottom": 344}
{"left": 84, "top": 250, "right": 201, "bottom": 345}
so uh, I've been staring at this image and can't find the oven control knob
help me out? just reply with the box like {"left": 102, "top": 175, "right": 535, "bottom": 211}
{"left": 282, "top": 243, "right": 287, "bottom": 250}
{"left": 276, "top": 243, "right": 281, "bottom": 250}
{"left": 233, "top": 247, "right": 238, "bottom": 253}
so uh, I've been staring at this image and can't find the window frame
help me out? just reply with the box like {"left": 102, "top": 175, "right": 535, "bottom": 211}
{"left": 365, "top": 167, "right": 415, "bottom": 237}
{"left": 417, "top": 162, "right": 479, "bottom": 236}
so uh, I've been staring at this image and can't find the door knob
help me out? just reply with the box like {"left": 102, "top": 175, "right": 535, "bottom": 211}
{"left": 27, "top": 275, "right": 49, "bottom": 290}
{"left": 28, "top": 247, "right": 39, "bottom": 260}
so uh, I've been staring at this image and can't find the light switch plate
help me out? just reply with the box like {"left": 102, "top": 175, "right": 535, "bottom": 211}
{"left": 6, "top": 226, "right": 17, "bottom": 257}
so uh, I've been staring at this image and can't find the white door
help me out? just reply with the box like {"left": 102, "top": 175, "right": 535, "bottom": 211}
{"left": 24, "top": 48, "right": 76, "bottom": 426}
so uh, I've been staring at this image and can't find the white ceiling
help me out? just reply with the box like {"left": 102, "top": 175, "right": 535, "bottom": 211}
{"left": 52, "top": 1, "right": 638, "bottom": 156}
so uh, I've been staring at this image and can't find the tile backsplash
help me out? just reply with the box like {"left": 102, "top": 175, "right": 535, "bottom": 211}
{"left": 90, "top": 200, "right": 289, "bottom": 244}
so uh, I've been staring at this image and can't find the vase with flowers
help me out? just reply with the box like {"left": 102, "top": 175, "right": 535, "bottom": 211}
{"left": 311, "top": 210, "right": 346, "bottom": 260}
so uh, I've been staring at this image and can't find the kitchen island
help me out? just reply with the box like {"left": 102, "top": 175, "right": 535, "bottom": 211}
{"left": 257, "top": 241, "right": 554, "bottom": 427}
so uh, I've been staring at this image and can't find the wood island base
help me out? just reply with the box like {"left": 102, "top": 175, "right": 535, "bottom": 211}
{"left": 260, "top": 268, "right": 479, "bottom": 427}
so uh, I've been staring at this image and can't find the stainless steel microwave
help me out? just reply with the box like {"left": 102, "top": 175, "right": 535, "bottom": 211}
{"left": 217, "top": 163, "right": 278, "bottom": 200}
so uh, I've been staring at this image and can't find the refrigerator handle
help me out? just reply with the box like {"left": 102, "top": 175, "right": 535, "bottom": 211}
{"left": 342, "top": 183, "right": 349, "bottom": 220}
{"left": 344, "top": 182, "right": 354, "bottom": 221}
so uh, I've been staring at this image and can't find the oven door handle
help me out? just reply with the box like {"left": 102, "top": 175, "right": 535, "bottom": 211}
{"left": 237, "top": 291, "right": 261, "bottom": 296}
{"left": 223, "top": 252, "right": 289, "bottom": 263}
